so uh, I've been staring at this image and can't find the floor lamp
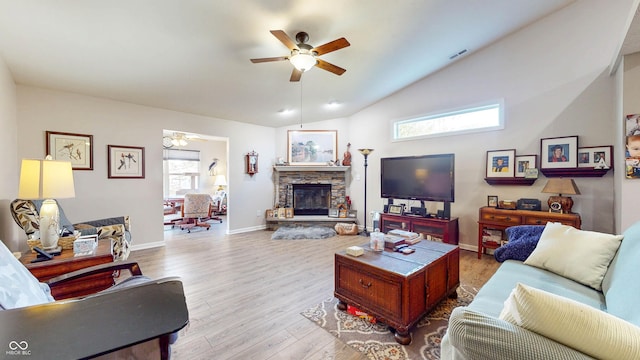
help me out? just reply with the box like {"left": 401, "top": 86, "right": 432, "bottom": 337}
{"left": 358, "top": 148, "right": 374, "bottom": 236}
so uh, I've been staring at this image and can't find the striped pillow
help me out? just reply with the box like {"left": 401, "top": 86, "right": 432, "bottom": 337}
{"left": 499, "top": 283, "right": 640, "bottom": 360}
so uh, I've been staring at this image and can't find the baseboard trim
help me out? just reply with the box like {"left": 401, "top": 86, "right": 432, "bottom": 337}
{"left": 131, "top": 241, "right": 166, "bottom": 251}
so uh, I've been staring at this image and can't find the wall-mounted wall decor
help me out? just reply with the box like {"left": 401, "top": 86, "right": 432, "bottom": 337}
{"left": 46, "top": 131, "right": 93, "bottom": 170}
{"left": 578, "top": 146, "right": 612, "bottom": 169}
{"left": 287, "top": 130, "right": 337, "bottom": 165}
{"left": 625, "top": 114, "right": 640, "bottom": 179}
{"left": 108, "top": 145, "right": 145, "bottom": 179}
{"left": 246, "top": 150, "right": 258, "bottom": 175}
{"left": 540, "top": 136, "right": 578, "bottom": 169}
{"left": 485, "top": 149, "right": 515, "bottom": 178}
{"left": 515, "top": 155, "right": 537, "bottom": 178}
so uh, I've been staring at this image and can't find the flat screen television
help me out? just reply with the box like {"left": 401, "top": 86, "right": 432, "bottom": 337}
{"left": 380, "top": 153, "right": 455, "bottom": 203}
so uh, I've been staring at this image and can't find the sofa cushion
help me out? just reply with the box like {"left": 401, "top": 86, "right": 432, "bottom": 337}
{"left": 494, "top": 225, "right": 545, "bottom": 262}
{"left": 524, "top": 222, "right": 623, "bottom": 290}
{"left": 0, "top": 241, "right": 54, "bottom": 310}
{"left": 602, "top": 221, "right": 640, "bottom": 327}
{"left": 467, "top": 260, "right": 604, "bottom": 318}
{"left": 499, "top": 283, "right": 640, "bottom": 360}
{"left": 443, "top": 306, "right": 595, "bottom": 360}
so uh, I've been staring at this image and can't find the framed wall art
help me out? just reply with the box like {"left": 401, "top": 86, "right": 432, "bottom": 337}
{"left": 287, "top": 130, "right": 337, "bottom": 165}
{"left": 625, "top": 114, "right": 640, "bottom": 179}
{"left": 108, "top": 145, "right": 145, "bottom": 179}
{"left": 515, "top": 155, "right": 537, "bottom": 177}
{"left": 46, "top": 131, "right": 93, "bottom": 170}
{"left": 540, "top": 136, "right": 578, "bottom": 169}
{"left": 578, "top": 146, "right": 613, "bottom": 169}
{"left": 485, "top": 149, "right": 515, "bottom": 178}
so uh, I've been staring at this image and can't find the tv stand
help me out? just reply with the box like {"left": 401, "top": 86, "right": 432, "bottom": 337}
{"left": 379, "top": 213, "right": 459, "bottom": 245}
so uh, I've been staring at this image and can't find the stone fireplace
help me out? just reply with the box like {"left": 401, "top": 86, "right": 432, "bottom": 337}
{"left": 293, "top": 184, "right": 331, "bottom": 215}
{"left": 273, "top": 165, "right": 349, "bottom": 216}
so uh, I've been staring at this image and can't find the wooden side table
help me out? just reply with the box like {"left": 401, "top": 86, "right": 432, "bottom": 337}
{"left": 477, "top": 206, "right": 581, "bottom": 259}
{"left": 20, "top": 240, "right": 115, "bottom": 300}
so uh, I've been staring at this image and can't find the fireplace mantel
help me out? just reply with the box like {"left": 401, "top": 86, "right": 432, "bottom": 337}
{"left": 273, "top": 165, "right": 350, "bottom": 172}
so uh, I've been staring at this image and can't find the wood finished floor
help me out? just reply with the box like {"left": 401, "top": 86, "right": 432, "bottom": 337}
{"left": 129, "top": 220, "right": 500, "bottom": 360}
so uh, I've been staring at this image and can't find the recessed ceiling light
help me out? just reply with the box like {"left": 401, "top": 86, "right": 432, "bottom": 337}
{"left": 326, "top": 101, "right": 340, "bottom": 108}
{"left": 278, "top": 108, "right": 294, "bottom": 115}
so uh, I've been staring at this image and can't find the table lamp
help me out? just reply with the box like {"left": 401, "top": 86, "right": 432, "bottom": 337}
{"left": 541, "top": 178, "right": 580, "bottom": 214}
{"left": 214, "top": 175, "right": 227, "bottom": 191}
{"left": 18, "top": 157, "right": 75, "bottom": 250}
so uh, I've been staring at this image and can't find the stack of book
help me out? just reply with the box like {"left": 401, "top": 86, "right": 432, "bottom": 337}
{"left": 387, "top": 229, "right": 422, "bottom": 245}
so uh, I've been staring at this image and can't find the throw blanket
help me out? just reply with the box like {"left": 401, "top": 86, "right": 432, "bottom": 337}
{"left": 494, "top": 225, "right": 545, "bottom": 262}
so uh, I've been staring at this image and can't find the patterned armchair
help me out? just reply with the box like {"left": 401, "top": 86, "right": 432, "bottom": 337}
{"left": 10, "top": 199, "right": 132, "bottom": 260}
{"left": 177, "top": 193, "right": 220, "bottom": 232}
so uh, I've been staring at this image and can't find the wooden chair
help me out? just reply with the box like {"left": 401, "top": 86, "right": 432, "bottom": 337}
{"left": 0, "top": 241, "right": 188, "bottom": 359}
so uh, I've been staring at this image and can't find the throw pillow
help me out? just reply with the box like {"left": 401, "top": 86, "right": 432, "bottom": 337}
{"left": 523, "top": 222, "right": 623, "bottom": 290}
{"left": 499, "top": 283, "right": 640, "bottom": 360}
{"left": 0, "top": 240, "right": 54, "bottom": 310}
{"left": 494, "top": 225, "right": 545, "bottom": 262}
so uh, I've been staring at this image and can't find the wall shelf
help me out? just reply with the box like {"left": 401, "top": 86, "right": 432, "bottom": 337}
{"left": 540, "top": 168, "right": 610, "bottom": 178}
{"left": 484, "top": 177, "right": 537, "bottom": 186}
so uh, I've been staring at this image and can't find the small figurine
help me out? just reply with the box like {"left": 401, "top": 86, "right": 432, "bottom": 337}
{"left": 342, "top": 143, "right": 352, "bottom": 166}
{"left": 595, "top": 157, "right": 610, "bottom": 169}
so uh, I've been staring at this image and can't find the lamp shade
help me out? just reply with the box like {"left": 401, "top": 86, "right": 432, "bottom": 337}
{"left": 541, "top": 178, "right": 581, "bottom": 196}
{"left": 214, "top": 175, "right": 227, "bottom": 187}
{"left": 18, "top": 159, "right": 75, "bottom": 199}
{"left": 358, "top": 148, "right": 374, "bottom": 156}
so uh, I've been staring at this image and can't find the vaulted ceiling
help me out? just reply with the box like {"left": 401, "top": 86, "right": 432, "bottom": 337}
{"left": 0, "top": 1, "right": 576, "bottom": 127}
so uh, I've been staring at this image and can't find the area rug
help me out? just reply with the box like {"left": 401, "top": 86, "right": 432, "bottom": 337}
{"left": 301, "top": 284, "right": 477, "bottom": 360}
{"left": 271, "top": 226, "right": 337, "bottom": 240}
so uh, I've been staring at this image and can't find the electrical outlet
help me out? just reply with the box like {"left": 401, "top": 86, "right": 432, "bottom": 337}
{"left": 256, "top": 210, "right": 261, "bottom": 217}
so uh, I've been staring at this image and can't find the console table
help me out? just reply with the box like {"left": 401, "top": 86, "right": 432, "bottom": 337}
{"left": 379, "top": 213, "right": 459, "bottom": 244}
{"left": 477, "top": 206, "right": 581, "bottom": 259}
{"left": 20, "top": 240, "right": 115, "bottom": 299}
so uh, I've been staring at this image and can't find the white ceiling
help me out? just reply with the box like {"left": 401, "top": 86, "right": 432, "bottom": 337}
{"left": 0, "top": 0, "right": 576, "bottom": 127}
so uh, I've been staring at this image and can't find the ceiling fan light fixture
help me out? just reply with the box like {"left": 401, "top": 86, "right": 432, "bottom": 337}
{"left": 171, "top": 138, "right": 188, "bottom": 147}
{"left": 289, "top": 50, "right": 316, "bottom": 72}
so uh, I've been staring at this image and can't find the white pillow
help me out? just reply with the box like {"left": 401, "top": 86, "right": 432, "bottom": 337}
{"left": 499, "top": 283, "right": 640, "bottom": 360}
{"left": 0, "top": 240, "right": 54, "bottom": 309}
{"left": 523, "top": 222, "right": 622, "bottom": 290}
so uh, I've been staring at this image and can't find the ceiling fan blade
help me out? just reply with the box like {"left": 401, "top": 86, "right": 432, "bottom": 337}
{"left": 316, "top": 59, "right": 346, "bottom": 76}
{"left": 250, "top": 56, "right": 288, "bottom": 63}
{"left": 312, "top": 37, "right": 350, "bottom": 56}
{"left": 270, "top": 30, "right": 297, "bottom": 51}
{"left": 290, "top": 68, "right": 302, "bottom": 82}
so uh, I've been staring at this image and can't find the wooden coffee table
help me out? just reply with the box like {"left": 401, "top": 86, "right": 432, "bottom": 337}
{"left": 20, "top": 240, "right": 115, "bottom": 299}
{"left": 334, "top": 240, "right": 459, "bottom": 344}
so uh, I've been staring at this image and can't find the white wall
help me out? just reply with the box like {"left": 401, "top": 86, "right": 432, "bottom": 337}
{"left": 0, "top": 54, "right": 19, "bottom": 250}
{"left": 15, "top": 86, "right": 275, "bottom": 249}
{"left": 326, "top": 0, "right": 634, "bottom": 249}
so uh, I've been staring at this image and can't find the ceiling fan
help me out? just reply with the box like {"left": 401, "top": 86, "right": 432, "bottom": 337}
{"left": 163, "top": 132, "right": 207, "bottom": 148}
{"left": 250, "top": 30, "right": 350, "bottom": 82}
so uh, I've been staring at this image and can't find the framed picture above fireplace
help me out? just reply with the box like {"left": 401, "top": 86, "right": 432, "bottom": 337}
{"left": 287, "top": 130, "right": 338, "bottom": 165}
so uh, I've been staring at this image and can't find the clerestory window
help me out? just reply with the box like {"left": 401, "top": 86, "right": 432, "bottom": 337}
{"left": 393, "top": 101, "right": 503, "bottom": 141}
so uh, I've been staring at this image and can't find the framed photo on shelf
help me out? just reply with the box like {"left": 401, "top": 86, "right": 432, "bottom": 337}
{"left": 388, "top": 204, "right": 404, "bottom": 215}
{"left": 108, "top": 145, "right": 145, "bottom": 179}
{"left": 46, "top": 131, "right": 93, "bottom": 170}
{"left": 515, "top": 155, "right": 537, "bottom": 177}
{"left": 265, "top": 209, "right": 274, "bottom": 218}
{"left": 277, "top": 208, "right": 286, "bottom": 219}
{"left": 287, "top": 130, "right": 337, "bottom": 165}
{"left": 540, "top": 136, "right": 578, "bottom": 169}
{"left": 487, "top": 195, "right": 498, "bottom": 207}
{"left": 328, "top": 208, "right": 339, "bottom": 218}
{"left": 285, "top": 208, "right": 294, "bottom": 218}
{"left": 485, "top": 149, "right": 516, "bottom": 178}
{"left": 578, "top": 146, "right": 613, "bottom": 169}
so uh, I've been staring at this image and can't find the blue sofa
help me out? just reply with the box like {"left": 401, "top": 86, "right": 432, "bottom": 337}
{"left": 441, "top": 221, "right": 640, "bottom": 359}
